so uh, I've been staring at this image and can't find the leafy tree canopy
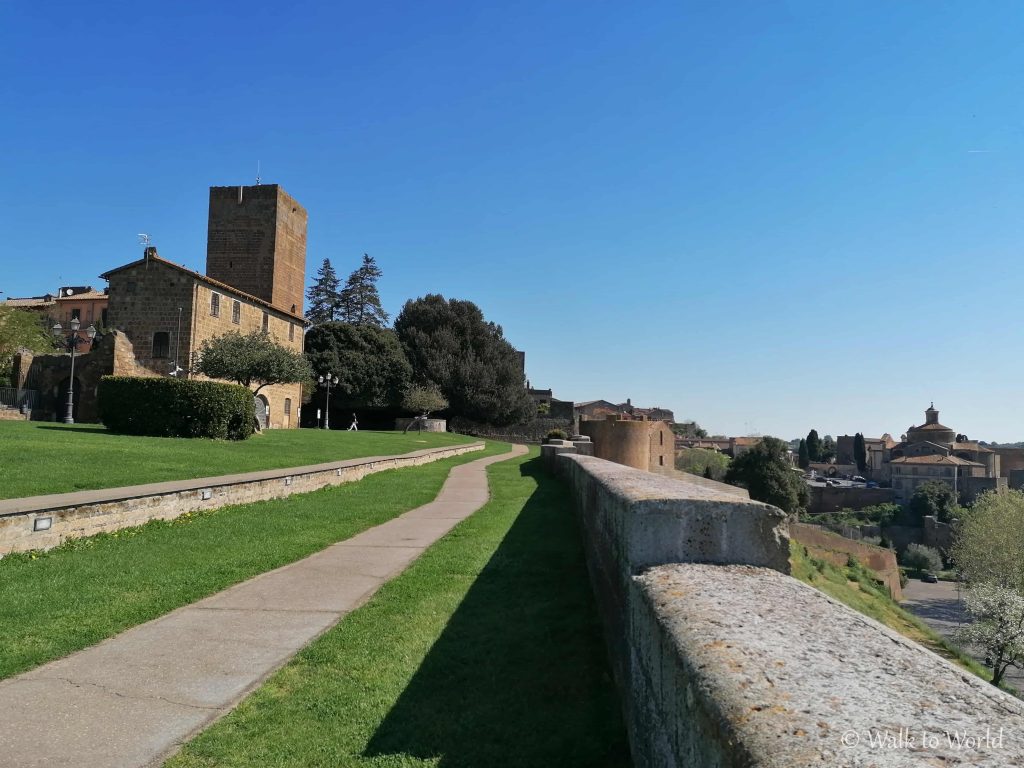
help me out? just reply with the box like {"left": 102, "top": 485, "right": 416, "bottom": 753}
{"left": 908, "top": 480, "right": 960, "bottom": 525}
{"left": 952, "top": 489, "right": 1024, "bottom": 592}
{"left": 304, "top": 322, "right": 411, "bottom": 408}
{"left": 675, "top": 447, "right": 730, "bottom": 481}
{"left": 955, "top": 582, "right": 1024, "bottom": 688}
{"left": 797, "top": 438, "right": 810, "bottom": 469}
{"left": 0, "top": 305, "right": 56, "bottom": 381}
{"left": 724, "top": 436, "right": 808, "bottom": 514}
{"left": 853, "top": 433, "right": 867, "bottom": 473}
{"left": 394, "top": 294, "right": 533, "bottom": 427}
{"left": 339, "top": 254, "right": 389, "bottom": 327}
{"left": 806, "top": 429, "right": 821, "bottom": 462}
{"left": 196, "top": 330, "right": 312, "bottom": 395}
{"left": 402, "top": 385, "right": 448, "bottom": 416}
{"left": 306, "top": 258, "right": 341, "bottom": 325}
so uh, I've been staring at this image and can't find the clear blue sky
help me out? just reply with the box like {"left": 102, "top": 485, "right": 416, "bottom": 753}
{"left": 4, "top": 2, "right": 1024, "bottom": 441}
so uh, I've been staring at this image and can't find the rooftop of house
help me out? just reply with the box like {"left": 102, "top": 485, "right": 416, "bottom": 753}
{"left": 101, "top": 250, "right": 306, "bottom": 322}
{"left": 951, "top": 441, "right": 994, "bottom": 454}
{"left": 890, "top": 454, "right": 984, "bottom": 467}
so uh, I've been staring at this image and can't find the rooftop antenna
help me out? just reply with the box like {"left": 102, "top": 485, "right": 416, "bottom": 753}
{"left": 138, "top": 233, "right": 152, "bottom": 248}
{"left": 256, "top": 160, "right": 261, "bottom": 186}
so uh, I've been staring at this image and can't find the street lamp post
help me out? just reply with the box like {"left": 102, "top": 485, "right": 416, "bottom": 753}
{"left": 52, "top": 318, "right": 97, "bottom": 425}
{"left": 318, "top": 372, "right": 339, "bottom": 429}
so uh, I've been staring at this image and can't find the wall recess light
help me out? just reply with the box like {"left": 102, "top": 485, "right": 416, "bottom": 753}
{"left": 284, "top": 476, "right": 293, "bottom": 486}
{"left": 201, "top": 489, "right": 213, "bottom": 501}
{"left": 33, "top": 517, "right": 53, "bottom": 532}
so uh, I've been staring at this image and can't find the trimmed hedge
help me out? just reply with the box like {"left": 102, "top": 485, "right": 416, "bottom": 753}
{"left": 98, "top": 376, "right": 256, "bottom": 440}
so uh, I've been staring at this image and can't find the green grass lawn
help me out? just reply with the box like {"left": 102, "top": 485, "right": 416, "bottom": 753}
{"left": 167, "top": 449, "right": 630, "bottom": 768}
{"left": 0, "top": 422, "right": 476, "bottom": 499}
{"left": 0, "top": 442, "right": 510, "bottom": 681}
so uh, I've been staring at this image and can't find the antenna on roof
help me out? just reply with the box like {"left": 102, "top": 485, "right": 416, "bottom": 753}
{"left": 138, "top": 233, "right": 152, "bottom": 247}
{"left": 256, "top": 160, "right": 261, "bottom": 186}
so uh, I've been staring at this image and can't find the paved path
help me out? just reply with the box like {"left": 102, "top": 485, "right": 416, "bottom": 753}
{"left": 902, "top": 578, "right": 1024, "bottom": 693}
{"left": 0, "top": 444, "right": 527, "bottom": 768}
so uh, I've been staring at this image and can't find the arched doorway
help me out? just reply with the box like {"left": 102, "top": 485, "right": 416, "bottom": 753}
{"left": 254, "top": 395, "right": 269, "bottom": 431}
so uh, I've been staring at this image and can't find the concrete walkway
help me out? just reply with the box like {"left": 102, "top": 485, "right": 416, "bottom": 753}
{"left": 0, "top": 444, "right": 527, "bottom": 768}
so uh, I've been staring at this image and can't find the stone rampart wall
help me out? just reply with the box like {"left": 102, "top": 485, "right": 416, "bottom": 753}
{"left": 547, "top": 448, "right": 1024, "bottom": 767}
{"left": 0, "top": 442, "right": 483, "bottom": 557}
{"left": 790, "top": 521, "right": 902, "bottom": 599}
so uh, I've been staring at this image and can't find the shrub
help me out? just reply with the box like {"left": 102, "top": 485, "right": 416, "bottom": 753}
{"left": 98, "top": 376, "right": 255, "bottom": 440}
{"left": 901, "top": 543, "right": 943, "bottom": 574}
{"left": 545, "top": 429, "right": 568, "bottom": 441}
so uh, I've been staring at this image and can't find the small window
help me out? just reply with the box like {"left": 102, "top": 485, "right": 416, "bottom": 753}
{"left": 659, "top": 455, "right": 664, "bottom": 466}
{"left": 211, "top": 293, "right": 221, "bottom": 317}
{"left": 288, "top": 322, "right": 295, "bottom": 341}
{"left": 101, "top": 308, "right": 108, "bottom": 327}
{"left": 71, "top": 308, "right": 81, "bottom": 321}
{"left": 232, "top": 301, "right": 241, "bottom": 324}
{"left": 153, "top": 332, "right": 170, "bottom": 359}
{"left": 262, "top": 312, "right": 269, "bottom": 332}
{"left": 659, "top": 431, "right": 664, "bottom": 446}
{"left": 284, "top": 398, "right": 292, "bottom": 415}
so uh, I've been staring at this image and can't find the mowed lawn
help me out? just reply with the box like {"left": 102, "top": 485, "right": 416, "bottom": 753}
{"left": 0, "top": 442, "right": 510, "bottom": 680}
{"left": 168, "top": 449, "right": 630, "bottom": 768}
{"left": 0, "top": 421, "right": 476, "bottom": 499}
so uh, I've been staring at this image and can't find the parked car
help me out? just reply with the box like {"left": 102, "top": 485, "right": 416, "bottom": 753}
{"left": 852, "top": 475, "right": 866, "bottom": 483}
{"left": 866, "top": 481, "right": 878, "bottom": 488}
{"left": 921, "top": 572, "right": 938, "bottom": 583}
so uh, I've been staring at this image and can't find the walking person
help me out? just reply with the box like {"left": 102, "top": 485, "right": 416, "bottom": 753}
{"left": 348, "top": 413, "right": 358, "bottom": 431}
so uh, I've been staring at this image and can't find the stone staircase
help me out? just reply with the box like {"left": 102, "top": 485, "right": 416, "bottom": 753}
{"left": 0, "top": 405, "right": 29, "bottom": 421}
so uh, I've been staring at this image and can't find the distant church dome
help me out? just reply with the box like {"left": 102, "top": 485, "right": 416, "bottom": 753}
{"left": 906, "top": 403, "right": 955, "bottom": 446}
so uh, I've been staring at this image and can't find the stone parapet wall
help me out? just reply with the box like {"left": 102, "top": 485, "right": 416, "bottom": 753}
{"left": 0, "top": 442, "right": 483, "bottom": 557}
{"left": 549, "top": 449, "right": 1024, "bottom": 767}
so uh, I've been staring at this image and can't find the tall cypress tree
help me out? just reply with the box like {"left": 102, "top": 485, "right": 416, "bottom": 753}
{"left": 306, "top": 258, "right": 341, "bottom": 325}
{"left": 798, "top": 438, "right": 810, "bottom": 469}
{"left": 339, "top": 254, "right": 389, "bottom": 327}
{"left": 853, "top": 432, "right": 867, "bottom": 473}
{"left": 806, "top": 429, "right": 821, "bottom": 462}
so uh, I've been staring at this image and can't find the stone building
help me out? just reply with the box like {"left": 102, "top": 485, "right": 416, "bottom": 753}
{"left": 10, "top": 183, "right": 308, "bottom": 429}
{"left": 580, "top": 415, "right": 675, "bottom": 473}
{"left": 888, "top": 404, "right": 1005, "bottom": 504}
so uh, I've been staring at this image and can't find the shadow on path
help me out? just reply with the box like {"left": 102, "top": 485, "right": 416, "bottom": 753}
{"left": 364, "top": 457, "right": 630, "bottom": 767}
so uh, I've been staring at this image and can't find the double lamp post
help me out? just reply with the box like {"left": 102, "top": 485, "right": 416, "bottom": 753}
{"left": 52, "top": 318, "right": 96, "bottom": 424}
{"left": 318, "top": 371, "right": 339, "bottom": 429}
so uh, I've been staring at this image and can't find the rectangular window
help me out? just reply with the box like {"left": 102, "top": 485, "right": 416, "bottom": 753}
{"left": 262, "top": 312, "right": 269, "bottom": 332}
{"left": 152, "top": 331, "right": 170, "bottom": 359}
{"left": 211, "top": 293, "right": 220, "bottom": 317}
{"left": 71, "top": 308, "right": 81, "bottom": 321}
{"left": 288, "top": 322, "right": 295, "bottom": 341}
{"left": 284, "top": 398, "right": 292, "bottom": 415}
{"left": 232, "top": 301, "right": 241, "bottom": 324}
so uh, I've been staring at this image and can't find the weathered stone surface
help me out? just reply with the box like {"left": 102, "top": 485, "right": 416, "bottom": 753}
{"left": 633, "top": 564, "right": 1024, "bottom": 767}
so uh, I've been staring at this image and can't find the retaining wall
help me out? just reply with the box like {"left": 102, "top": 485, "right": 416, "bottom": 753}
{"left": 790, "top": 520, "right": 902, "bottom": 599}
{"left": 0, "top": 442, "right": 484, "bottom": 556}
{"left": 548, "top": 449, "right": 1024, "bottom": 767}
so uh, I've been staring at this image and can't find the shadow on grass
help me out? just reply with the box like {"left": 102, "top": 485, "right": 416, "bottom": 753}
{"left": 34, "top": 425, "right": 111, "bottom": 435}
{"left": 364, "top": 457, "right": 630, "bottom": 768}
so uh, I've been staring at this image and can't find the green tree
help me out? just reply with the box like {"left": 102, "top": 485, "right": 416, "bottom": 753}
{"left": 908, "top": 480, "right": 960, "bottom": 525}
{"left": 306, "top": 258, "right": 341, "bottom": 325}
{"left": 806, "top": 429, "right": 821, "bottom": 462}
{"left": 724, "top": 436, "right": 808, "bottom": 514}
{"left": 339, "top": 254, "right": 389, "bottom": 327}
{"left": 901, "top": 543, "right": 943, "bottom": 574}
{"left": 820, "top": 434, "right": 837, "bottom": 463}
{"left": 303, "top": 322, "right": 411, "bottom": 407}
{"left": 195, "top": 330, "right": 312, "bottom": 395}
{"left": 394, "top": 294, "right": 533, "bottom": 426}
{"left": 797, "top": 438, "right": 810, "bottom": 469}
{"left": 853, "top": 433, "right": 867, "bottom": 473}
{"left": 0, "top": 305, "right": 56, "bottom": 381}
{"left": 675, "top": 447, "right": 730, "bottom": 481}
{"left": 952, "top": 489, "right": 1024, "bottom": 592}
{"left": 401, "top": 385, "right": 449, "bottom": 433}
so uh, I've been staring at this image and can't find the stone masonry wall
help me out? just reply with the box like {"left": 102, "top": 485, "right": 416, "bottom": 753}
{"left": 548, "top": 448, "right": 1024, "bottom": 767}
{"left": 790, "top": 520, "right": 902, "bottom": 599}
{"left": 0, "top": 442, "right": 483, "bottom": 557}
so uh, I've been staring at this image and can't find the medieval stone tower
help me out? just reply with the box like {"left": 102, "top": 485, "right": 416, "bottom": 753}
{"left": 205, "top": 184, "right": 308, "bottom": 316}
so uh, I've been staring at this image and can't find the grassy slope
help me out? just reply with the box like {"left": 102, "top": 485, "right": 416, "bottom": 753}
{"left": 0, "top": 422, "right": 475, "bottom": 499}
{"left": 0, "top": 443, "right": 509, "bottom": 681}
{"left": 790, "top": 541, "right": 994, "bottom": 683}
{"left": 167, "top": 449, "right": 630, "bottom": 768}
